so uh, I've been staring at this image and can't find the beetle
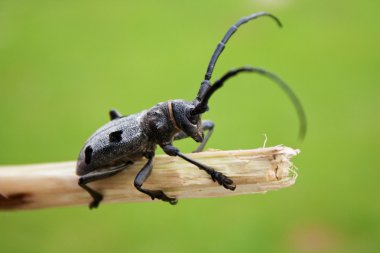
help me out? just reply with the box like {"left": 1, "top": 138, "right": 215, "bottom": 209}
{"left": 76, "top": 12, "right": 306, "bottom": 209}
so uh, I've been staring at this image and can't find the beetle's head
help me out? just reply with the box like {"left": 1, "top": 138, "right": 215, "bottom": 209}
{"left": 171, "top": 100, "right": 203, "bottom": 143}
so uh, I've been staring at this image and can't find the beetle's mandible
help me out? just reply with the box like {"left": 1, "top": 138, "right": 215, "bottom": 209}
{"left": 76, "top": 12, "right": 307, "bottom": 209}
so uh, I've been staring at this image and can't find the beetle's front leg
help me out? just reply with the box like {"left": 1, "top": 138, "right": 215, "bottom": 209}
{"left": 134, "top": 152, "right": 178, "bottom": 205}
{"left": 162, "top": 144, "right": 236, "bottom": 191}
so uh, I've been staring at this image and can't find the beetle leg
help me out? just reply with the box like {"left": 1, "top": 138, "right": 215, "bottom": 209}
{"left": 162, "top": 144, "right": 235, "bottom": 191}
{"left": 78, "top": 163, "right": 129, "bottom": 209}
{"left": 109, "top": 109, "right": 123, "bottom": 120}
{"left": 194, "top": 120, "right": 214, "bottom": 152}
{"left": 134, "top": 152, "right": 178, "bottom": 205}
{"left": 173, "top": 120, "right": 215, "bottom": 152}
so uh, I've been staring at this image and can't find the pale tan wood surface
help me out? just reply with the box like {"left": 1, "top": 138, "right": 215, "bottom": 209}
{"left": 0, "top": 146, "right": 299, "bottom": 210}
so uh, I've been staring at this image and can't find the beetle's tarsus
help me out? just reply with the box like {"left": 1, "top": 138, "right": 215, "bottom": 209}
{"left": 169, "top": 198, "right": 178, "bottom": 205}
{"left": 89, "top": 198, "right": 102, "bottom": 209}
{"left": 146, "top": 190, "right": 177, "bottom": 205}
{"left": 210, "top": 171, "right": 236, "bottom": 191}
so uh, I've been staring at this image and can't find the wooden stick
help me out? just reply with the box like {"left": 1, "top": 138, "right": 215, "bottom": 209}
{"left": 0, "top": 146, "right": 299, "bottom": 210}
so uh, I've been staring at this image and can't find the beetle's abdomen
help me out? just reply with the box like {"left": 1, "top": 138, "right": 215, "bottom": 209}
{"left": 76, "top": 113, "right": 154, "bottom": 175}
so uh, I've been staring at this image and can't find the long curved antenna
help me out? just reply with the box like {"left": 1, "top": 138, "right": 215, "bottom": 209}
{"left": 195, "top": 12, "right": 282, "bottom": 103}
{"left": 192, "top": 67, "right": 307, "bottom": 140}
{"left": 204, "top": 12, "right": 282, "bottom": 82}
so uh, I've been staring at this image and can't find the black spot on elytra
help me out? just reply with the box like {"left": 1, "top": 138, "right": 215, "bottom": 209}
{"left": 84, "top": 146, "right": 93, "bottom": 164}
{"left": 109, "top": 130, "right": 123, "bottom": 143}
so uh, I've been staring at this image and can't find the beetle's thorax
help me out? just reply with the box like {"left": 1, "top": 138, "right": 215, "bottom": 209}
{"left": 141, "top": 100, "right": 203, "bottom": 146}
{"left": 141, "top": 101, "right": 181, "bottom": 146}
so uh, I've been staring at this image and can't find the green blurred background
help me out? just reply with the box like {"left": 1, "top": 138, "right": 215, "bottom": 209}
{"left": 0, "top": 0, "right": 379, "bottom": 252}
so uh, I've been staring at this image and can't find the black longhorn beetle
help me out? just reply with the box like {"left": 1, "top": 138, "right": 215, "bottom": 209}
{"left": 76, "top": 12, "right": 306, "bottom": 209}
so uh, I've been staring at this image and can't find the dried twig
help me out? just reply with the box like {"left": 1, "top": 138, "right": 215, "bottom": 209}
{"left": 0, "top": 146, "right": 299, "bottom": 210}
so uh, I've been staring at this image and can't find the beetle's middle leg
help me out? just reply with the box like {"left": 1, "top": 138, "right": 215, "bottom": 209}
{"left": 134, "top": 152, "right": 178, "bottom": 205}
{"left": 174, "top": 120, "right": 214, "bottom": 152}
{"left": 162, "top": 144, "right": 235, "bottom": 191}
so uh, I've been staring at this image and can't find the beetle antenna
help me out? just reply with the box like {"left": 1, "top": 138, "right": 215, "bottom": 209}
{"left": 191, "top": 66, "right": 307, "bottom": 140}
{"left": 195, "top": 12, "right": 282, "bottom": 102}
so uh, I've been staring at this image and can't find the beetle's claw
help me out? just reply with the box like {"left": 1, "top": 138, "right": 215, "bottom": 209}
{"left": 211, "top": 171, "right": 236, "bottom": 191}
{"left": 89, "top": 200, "right": 100, "bottom": 209}
{"left": 147, "top": 190, "right": 177, "bottom": 205}
{"left": 224, "top": 182, "right": 236, "bottom": 191}
{"left": 169, "top": 198, "right": 178, "bottom": 205}
{"left": 88, "top": 195, "right": 103, "bottom": 209}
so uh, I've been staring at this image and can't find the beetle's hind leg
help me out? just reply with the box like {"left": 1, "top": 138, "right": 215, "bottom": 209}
{"left": 134, "top": 152, "right": 177, "bottom": 205}
{"left": 109, "top": 109, "right": 123, "bottom": 120}
{"left": 78, "top": 164, "right": 129, "bottom": 209}
{"left": 174, "top": 120, "right": 214, "bottom": 152}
